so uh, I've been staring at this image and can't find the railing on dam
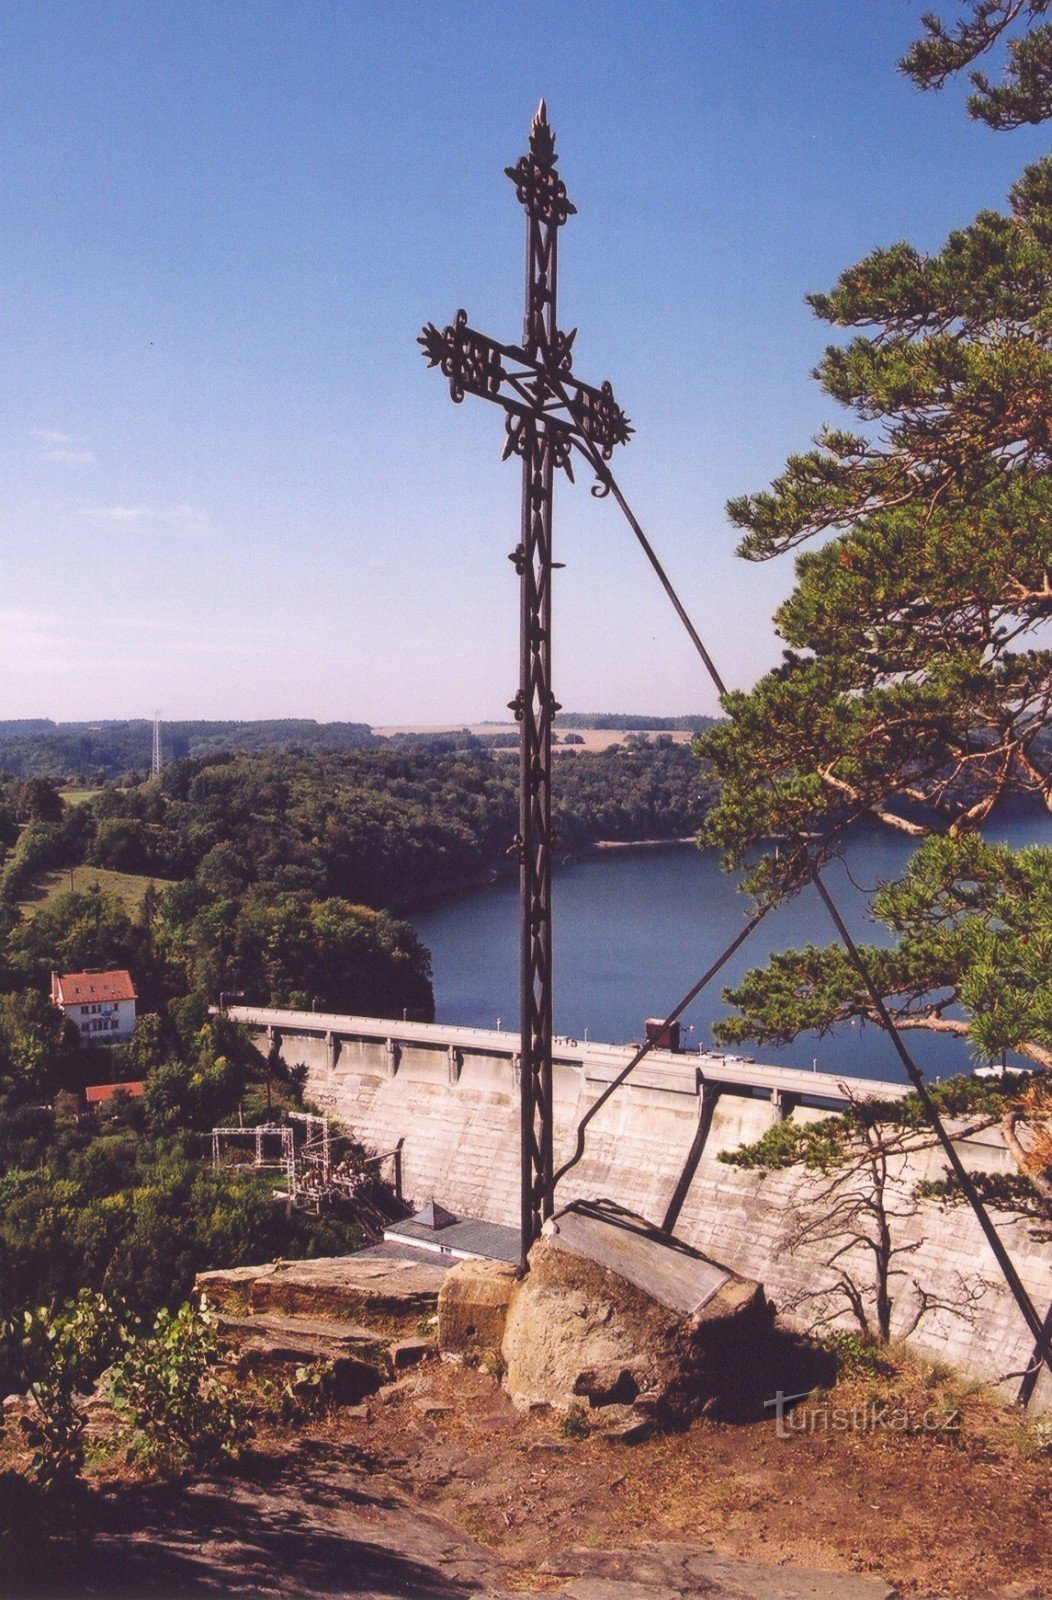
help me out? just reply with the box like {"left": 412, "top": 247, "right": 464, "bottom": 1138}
{"left": 218, "top": 1005, "right": 909, "bottom": 1111}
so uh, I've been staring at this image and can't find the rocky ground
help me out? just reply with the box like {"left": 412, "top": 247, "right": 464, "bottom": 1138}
{"left": 4, "top": 1253, "right": 1049, "bottom": 1599}
{"left": 5, "top": 1351, "right": 1047, "bottom": 1600}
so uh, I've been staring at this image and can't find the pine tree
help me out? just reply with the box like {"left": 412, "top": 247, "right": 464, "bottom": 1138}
{"left": 698, "top": 5, "right": 1052, "bottom": 1127}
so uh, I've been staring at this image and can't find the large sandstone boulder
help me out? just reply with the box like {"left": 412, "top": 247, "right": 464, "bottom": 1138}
{"left": 501, "top": 1200, "right": 768, "bottom": 1427}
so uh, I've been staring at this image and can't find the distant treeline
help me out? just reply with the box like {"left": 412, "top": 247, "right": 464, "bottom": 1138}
{"left": 554, "top": 712, "right": 718, "bottom": 732}
{"left": 0, "top": 720, "right": 379, "bottom": 780}
{"left": 0, "top": 716, "right": 722, "bottom": 782}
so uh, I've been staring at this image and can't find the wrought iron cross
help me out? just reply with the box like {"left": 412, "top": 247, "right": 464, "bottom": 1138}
{"left": 420, "top": 103, "right": 632, "bottom": 1266}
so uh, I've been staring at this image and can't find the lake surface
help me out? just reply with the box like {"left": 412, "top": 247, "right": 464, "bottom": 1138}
{"left": 412, "top": 811, "right": 1052, "bottom": 1085}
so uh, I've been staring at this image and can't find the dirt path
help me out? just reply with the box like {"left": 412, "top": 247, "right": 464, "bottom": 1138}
{"left": 73, "top": 1439, "right": 895, "bottom": 1600}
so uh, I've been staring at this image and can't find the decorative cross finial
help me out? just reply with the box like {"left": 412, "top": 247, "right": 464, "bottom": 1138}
{"left": 418, "top": 107, "right": 630, "bottom": 478}
{"left": 504, "top": 102, "right": 576, "bottom": 228}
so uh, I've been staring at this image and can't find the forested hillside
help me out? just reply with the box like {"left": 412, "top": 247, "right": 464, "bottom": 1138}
{"left": 0, "top": 740, "right": 713, "bottom": 1039}
{"left": 0, "top": 715, "right": 719, "bottom": 780}
{"left": 1, "top": 741, "right": 713, "bottom": 914}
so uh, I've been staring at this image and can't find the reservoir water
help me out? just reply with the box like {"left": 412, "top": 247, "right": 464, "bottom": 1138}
{"left": 412, "top": 811, "right": 1052, "bottom": 1086}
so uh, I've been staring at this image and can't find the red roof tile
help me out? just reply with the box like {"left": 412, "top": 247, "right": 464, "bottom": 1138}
{"left": 85, "top": 1081, "right": 145, "bottom": 1104}
{"left": 53, "top": 969, "right": 137, "bottom": 1005}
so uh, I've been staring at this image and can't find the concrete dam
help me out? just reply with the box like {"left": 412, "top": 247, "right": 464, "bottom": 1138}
{"left": 230, "top": 1006, "right": 1052, "bottom": 1408}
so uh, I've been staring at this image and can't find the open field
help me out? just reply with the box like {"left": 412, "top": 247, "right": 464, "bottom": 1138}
{"left": 18, "top": 865, "right": 179, "bottom": 917}
{"left": 373, "top": 722, "right": 695, "bottom": 752}
{"left": 60, "top": 788, "right": 104, "bottom": 806}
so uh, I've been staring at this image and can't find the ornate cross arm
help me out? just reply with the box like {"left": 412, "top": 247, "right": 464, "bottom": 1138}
{"left": 418, "top": 311, "right": 632, "bottom": 471}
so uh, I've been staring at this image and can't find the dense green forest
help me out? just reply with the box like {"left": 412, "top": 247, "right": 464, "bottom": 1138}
{"left": 0, "top": 741, "right": 713, "bottom": 916}
{"left": 0, "top": 742, "right": 712, "bottom": 1054}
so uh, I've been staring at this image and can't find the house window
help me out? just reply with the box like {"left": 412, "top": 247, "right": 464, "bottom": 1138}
{"left": 81, "top": 1006, "right": 89, "bottom": 1015}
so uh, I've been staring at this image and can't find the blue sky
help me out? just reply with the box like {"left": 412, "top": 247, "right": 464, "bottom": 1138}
{"left": 1, "top": 2, "right": 1047, "bottom": 723}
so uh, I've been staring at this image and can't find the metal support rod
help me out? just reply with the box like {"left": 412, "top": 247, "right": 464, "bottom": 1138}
{"left": 1018, "top": 1297, "right": 1052, "bottom": 1406}
{"left": 569, "top": 439, "right": 728, "bottom": 698}
{"left": 516, "top": 419, "right": 557, "bottom": 1265}
{"left": 552, "top": 906, "right": 769, "bottom": 1191}
{"left": 812, "top": 871, "right": 1052, "bottom": 1379}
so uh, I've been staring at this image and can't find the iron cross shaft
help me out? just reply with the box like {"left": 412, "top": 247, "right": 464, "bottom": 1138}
{"left": 419, "top": 103, "right": 632, "bottom": 1267}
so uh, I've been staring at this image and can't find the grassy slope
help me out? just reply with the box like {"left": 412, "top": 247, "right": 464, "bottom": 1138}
{"left": 17, "top": 865, "right": 179, "bottom": 917}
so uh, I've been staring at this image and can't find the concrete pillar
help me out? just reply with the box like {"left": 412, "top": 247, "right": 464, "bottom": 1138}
{"left": 385, "top": 1038, "right": 401, "bottom": 1079}
{"left": 448, "top": 1045, "right": 463, "bottom": 1085}
{"left": 770, "top": 1088, "right": 799, "bottom": 1124}
{"left": 512, "top": 1053, "right": 521, "bottom": 1091}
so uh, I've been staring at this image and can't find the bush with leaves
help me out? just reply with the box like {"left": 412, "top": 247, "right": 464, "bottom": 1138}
{"left": 108, "top": 1302, "right": 252, "bottom": 1471}
{"left": 15, "top": 1291, "right": 123, "bottom": 1495}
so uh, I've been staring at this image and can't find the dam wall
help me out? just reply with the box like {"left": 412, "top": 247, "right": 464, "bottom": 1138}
{"left": 229, "top": 1007, "right": 1052, "bottom": 1409}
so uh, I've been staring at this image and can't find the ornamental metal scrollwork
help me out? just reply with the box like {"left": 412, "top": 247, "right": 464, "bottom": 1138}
{"left": 504, "top": 153, "right": 576, "bottom": 228}
{"left": 417, "top": 310, "right": 504, "bottom": 405}
{"left": 568, "top": 379, "right": 633, "bottom": 459}
{"left": 501, "top": 412, "right": 575, "bottom": 481}
{"left": 549, "top": 326, "right": 576, "bottom": 375}
{"left": 501, "top": 412, "right": 530, "bottom": 462}
{"left": 546, "top": 425, "right": 575, "bottom": 480}
{"left": 504, "top": 102, "right": 576, "bottom": 229}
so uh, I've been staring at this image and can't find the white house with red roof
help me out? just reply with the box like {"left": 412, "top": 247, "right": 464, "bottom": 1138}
{"left": 51, "top": 969, "right": 138, "bottom": 1044}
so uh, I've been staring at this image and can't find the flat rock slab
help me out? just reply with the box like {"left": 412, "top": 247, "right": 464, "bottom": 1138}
{"left": 78, "top": 1447, "right": 516, "bottom": 1599}
{"left": 545, "top": 1200, "right": 733, "bottom": 1317}
{"left": 197, "top": 1253, "right": 447, "bottom": 1330}
{"left": 216, "top": 1310, "right": 389, "bottom": 1353}
{"left": 546, "top": 1544, "right": 895, "bottom": 1600}
{"left": 44, "top": 1449, "right": 895, "bottom": 1600}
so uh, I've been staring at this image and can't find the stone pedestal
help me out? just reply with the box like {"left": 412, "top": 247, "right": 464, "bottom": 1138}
{"left": 437, "top": 1258, "right": 518, "bottom": 1358}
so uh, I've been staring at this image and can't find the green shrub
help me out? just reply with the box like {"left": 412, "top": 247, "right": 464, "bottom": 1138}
{"left": 108, "top": 1303, "right": 251, "bottom": 1471}
{"left": 16, "top": 1291, "right": 123, "bottom": 1495}
{"left": 823, "top": 1330, "right": 891, "bottom": 1378}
